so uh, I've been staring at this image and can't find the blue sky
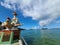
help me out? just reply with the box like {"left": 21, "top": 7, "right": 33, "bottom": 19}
{"left": 0, "top": 5, "right": 39, "bottom": 29}
{"left": 0, "top": 0, "right": 60, "bottom": 29}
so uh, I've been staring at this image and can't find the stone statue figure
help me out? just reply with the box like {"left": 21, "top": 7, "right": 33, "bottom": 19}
{"left": 11, "top": 12, "right": 21, "bottom": 29}
{"left": 2, "top": 17, "right": 12, "bottom": 29}
{"left": 2, "top": 12, "right": 21, "bottom": 30}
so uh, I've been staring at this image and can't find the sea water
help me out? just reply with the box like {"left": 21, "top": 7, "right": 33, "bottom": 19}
{"left": 21, "top": 29, "right": 60, "bottom": 45}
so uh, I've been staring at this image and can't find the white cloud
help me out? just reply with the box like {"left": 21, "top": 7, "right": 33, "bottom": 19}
{"left": 0, "top": 0, "right": 18, "bottom": 10}
{"left": 56, "top": 21, "right": 60, "bottom": 23}
{"left": 0, "top": 0, "right": 60, "bottom": 26}
{"left": 1, "top": 2, "right": 12, "bottom": 9}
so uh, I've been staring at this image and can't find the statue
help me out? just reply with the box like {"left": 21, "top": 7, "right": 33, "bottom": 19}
{"left": 2, "top": 17, "right": 12, "bottom": 29}
{"left": 11, "top": 12, "right": 21, "bottom": 29}
{"left": 1, "top": 12, "right": 21, "bottom": 30}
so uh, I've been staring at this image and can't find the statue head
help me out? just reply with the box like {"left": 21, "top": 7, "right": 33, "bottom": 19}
{"left": 13, "top": 11, "right": 17, "bottom": 16}
{"left": 6, "top": 16, "right": 11, "bottom": 22}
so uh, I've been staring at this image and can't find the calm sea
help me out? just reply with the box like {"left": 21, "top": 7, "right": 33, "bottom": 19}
{"left": 21, "top": 29, "right": 60, "bottom": 45}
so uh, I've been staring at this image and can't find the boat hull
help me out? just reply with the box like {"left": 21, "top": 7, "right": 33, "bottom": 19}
{"left": 0, "top": 30, "right": 20, "bottom": 44}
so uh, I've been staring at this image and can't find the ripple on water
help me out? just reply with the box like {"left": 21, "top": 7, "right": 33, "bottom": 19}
{"left": 21, "top": 29, "right": 60, "bottom": 45}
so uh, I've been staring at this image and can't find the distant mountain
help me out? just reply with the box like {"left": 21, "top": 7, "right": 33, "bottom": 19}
{"left": 29, "top": 28, "right": 40, "bottom": 30}
{"left": 18, "top": 28, "right": 26, "bottom": 30}
{"left": 50, "top": 28, "right": 60, "bottom": 30}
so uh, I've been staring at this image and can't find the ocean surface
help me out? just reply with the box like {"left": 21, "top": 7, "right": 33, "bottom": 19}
{"left": 21, "top": 29, "right": 60, "bottom": 45}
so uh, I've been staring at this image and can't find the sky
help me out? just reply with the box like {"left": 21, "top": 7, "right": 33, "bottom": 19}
{"left": 0, "top": 0, "right": 60, "bottom": 29}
